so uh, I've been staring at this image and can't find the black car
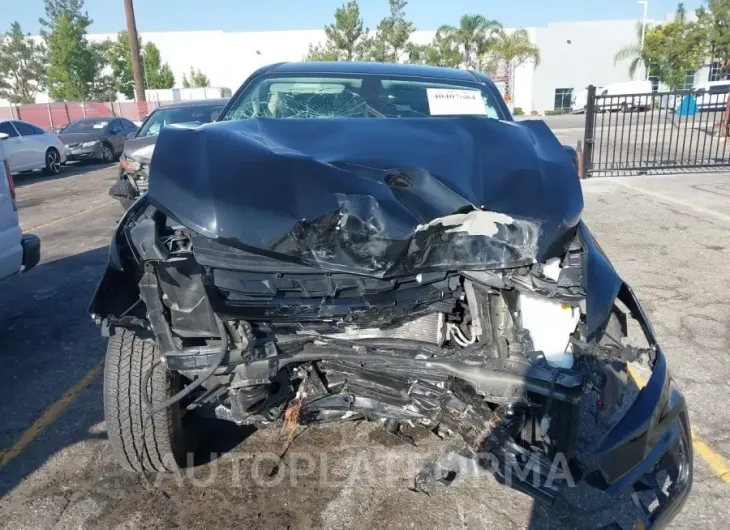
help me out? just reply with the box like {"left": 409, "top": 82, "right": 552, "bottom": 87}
{"left": 90, "top": 62, "right": 692, "bottom": 528}
{"left": 60, "top": 117, "right": 138, "bottom": 163}
{"left": 109, "top": 99, "right": 228, "bottom": 209}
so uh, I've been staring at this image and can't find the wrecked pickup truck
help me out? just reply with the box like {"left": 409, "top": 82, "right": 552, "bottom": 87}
{"left": 90, "top": 63, "right": 691, "bottom": 528}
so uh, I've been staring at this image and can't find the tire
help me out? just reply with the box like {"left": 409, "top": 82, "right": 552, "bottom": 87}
{"left": 104, "top": 328, "right": 189, "bottom": 472}
{"left": 44, "top": 148, "right": 62, "bottom": 175}
{"left": 100, "top": 143, "right": 114, "bottom": 163}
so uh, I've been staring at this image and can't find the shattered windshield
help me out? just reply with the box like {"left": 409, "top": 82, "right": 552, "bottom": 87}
{"left": 224, "top": 74, "right": 505, "bottom": 120}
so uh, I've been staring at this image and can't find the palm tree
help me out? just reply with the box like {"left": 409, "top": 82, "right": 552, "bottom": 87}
{"left": 614, "top": 21, "right": 650, "bottom": 80}
{"left": 494, "top": 29, "right": 541, "bottom": 100}
{"left": 437, "top": 14, "right": 503, "bottom": 70}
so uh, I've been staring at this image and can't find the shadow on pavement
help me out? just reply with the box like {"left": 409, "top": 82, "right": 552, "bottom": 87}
{"left": 0, "top": 245, "right": 256, "bottom": 500}
{"left": 12, "top": 161, "right": 116, "bottom": 188}
{"left": 0, "top": 246, "right": 651, "bottom": 528}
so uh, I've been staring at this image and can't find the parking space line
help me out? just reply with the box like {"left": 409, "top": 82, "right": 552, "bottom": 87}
{"left": 627, "top": 365, "right": 730, "bottom": 484}
{"left": 0, "top": 360, "right": 104, "bottom": 470}
{"left": 23, "top": 200, "right": 116, "bottom": 233}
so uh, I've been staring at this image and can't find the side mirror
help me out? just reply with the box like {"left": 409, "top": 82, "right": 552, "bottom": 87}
{"left": 0, "top": 132, "right": 9, "bottom": 140}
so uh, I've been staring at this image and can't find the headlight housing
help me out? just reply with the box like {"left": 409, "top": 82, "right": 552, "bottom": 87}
{"left": 81, "top": 141, "right": 99, "bottom": 148}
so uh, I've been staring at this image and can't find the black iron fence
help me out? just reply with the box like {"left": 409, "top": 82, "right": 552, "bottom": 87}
{"left": 581, "top": 84, "right": 730, "bottom": 177}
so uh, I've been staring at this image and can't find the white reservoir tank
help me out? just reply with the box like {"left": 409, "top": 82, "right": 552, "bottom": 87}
{"left": 517, "top": 291, "right": 580, "bottom": 369}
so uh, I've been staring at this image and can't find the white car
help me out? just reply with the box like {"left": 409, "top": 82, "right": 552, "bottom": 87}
{"left": 0, "top": 120, "right": 67, "bottom": 175}
{"left": 0, "top": 142, "right": 40, "bottom": 282}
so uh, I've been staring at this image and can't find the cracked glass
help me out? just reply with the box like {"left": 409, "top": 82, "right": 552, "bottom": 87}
{"left": 224, "top": 74, "right": 505, "bottom": 121}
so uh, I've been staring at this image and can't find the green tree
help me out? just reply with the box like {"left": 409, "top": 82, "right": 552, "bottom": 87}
{"left": 41, "top": 0, "right": 99, "bottom": 101}
{"left": 614, "top": 22, "right": 654, "bottom": 80}
{"left": 105, "top": 30, "right": 136, "bottom": 99}
{"left": 85, "top": 40, "right": 115, "bottom": 100}
{"left": 643, "top": 4, "right": 707, "bottom": 89}
{"left": 0, "top": 22, "right": 47, "bottom": 104}
{"left": 494, "top": 28, "right": 540, "bottom": 99}
{"left": 365, "top": 0, "right": 415, "bottom": 63}
{"left": 182, "top": 67, "right": 210, "bottom": 88}
{"left": 407, "top": 32, "right": 461, "bottom": 68}
{"left": 106, "top": 32, "right": 175, "bottom": 98}
{"left": 304, "top": 0, "right": 370, "bottom": 61}
{"left": 436, "top": 14, "right": 503, "bottom": 70}
{"left": 696, "top": 0, "right": 730, "bottom": 77}
{"left": 142, "top": 42, "right": 175, "bottom": 89}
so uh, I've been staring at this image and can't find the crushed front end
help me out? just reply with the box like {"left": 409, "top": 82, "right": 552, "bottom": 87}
{"left": 90, "top": 117, "right": 691, "bottom": 528}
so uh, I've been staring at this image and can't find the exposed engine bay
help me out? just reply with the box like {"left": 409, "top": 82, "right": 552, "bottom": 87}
{"left": 91, "top": 203, "right": 653, "bottom": 503}
{"left": 90, "top": 114, "right": 692, "bottom": 527}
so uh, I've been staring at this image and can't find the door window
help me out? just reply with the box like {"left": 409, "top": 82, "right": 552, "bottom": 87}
{"left": 12, "top": 121, "right": 42, "bottom": 136}
{"left": 0, "top": 122, "right": 19, "bottom": 138}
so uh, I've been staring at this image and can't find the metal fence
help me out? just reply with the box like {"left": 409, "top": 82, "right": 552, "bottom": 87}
{"left": 581, "top": 84, "right": 730, "bottom": 177}
{"left": 0, "top": 100, "right": 171, "bottom": 130}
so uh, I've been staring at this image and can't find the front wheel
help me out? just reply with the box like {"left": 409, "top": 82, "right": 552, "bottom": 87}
{"left": 104, "top": 328, "right": 191, "bottom": 472}
{"left": 44, "top": 148, "right": 62, "bottom": 175}
{"left": 100, "top": 143, "right": 114, "bottom": 163}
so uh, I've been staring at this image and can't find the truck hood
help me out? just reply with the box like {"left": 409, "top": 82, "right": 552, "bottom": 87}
{"left": 147, "top": 117, "right": 583, "bottom": 278}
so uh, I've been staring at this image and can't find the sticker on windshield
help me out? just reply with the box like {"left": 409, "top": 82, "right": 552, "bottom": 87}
{"left": 93, "top": 122, "right": 108, "bottom": 129}
{"left": 426, "top": 88, "right": 487, "bottom": 116}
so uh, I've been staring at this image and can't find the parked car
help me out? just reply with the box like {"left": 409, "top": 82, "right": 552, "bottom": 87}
{"left": 59, "top": 117, "right": 138, "bottom": 163}
{"left": 692, "top": 80, "right": 730, "bottom": 111}
{"left": 0, "top": 141, "right": 40, "bottom": 282}
{"left": 109, "top": 99, "right": 228, "bottom": 209}
{"left": 0, "top": 120, "right": 66, "bottom": 175}
{"left": 596, "top": 80, "right": 653, "bottom": 112}
{"left": 91, "top": 62, "right": 692, "bottom": 527}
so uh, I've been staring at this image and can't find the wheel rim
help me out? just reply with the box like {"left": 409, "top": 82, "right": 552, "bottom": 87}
{"left": 103, "top": 146, "right": 113, "bottom": 162}
{"left": 47, "top": 151, "right": 61, "bottom": 173}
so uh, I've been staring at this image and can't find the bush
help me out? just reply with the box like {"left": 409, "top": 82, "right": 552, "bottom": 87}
{"left": 512, "top": 107, "right": 524, "bottom": 116}
{"left": 530, "top": 110, "right": 539, "bottom": 116}
{"left": 544, "top": 109, "right": 567, "bottom": 116}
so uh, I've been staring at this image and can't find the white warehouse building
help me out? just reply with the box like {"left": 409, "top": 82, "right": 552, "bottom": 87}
{"left": 5, "top": 16, "right": 720, "bottom": 113}
{"left": 93, "top": 17, "right": 658, "bottom": 114}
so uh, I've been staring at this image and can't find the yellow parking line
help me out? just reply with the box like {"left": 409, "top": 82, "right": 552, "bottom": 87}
{"left": 0, "top": 360, "right": 104, "bottom": 469}
{"left": 23, "top": 200, "right": 116, "bottom": 233}
{"left": 627, "top": 365, "right": 730, "bottom": 484}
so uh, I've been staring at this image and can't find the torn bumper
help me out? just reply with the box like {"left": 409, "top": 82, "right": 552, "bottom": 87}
{"left": 588, "top": 286, "right": 693, "bottom": 529}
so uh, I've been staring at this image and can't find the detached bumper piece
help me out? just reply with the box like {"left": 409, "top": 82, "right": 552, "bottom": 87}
{"left": 20, "top": 234, "right": 40, "bottom": 272}
{"left": 587, "top": 285, "right": 693, "bottom": 529}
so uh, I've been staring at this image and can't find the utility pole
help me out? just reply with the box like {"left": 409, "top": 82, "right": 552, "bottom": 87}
{"left": 638, "top": 1, "right": 649, "bottom": 79}
{"left": 638, "top": 1, "right": 648, "bottom": 50}
{"left": 124, "top": 0, "right": 146, "bottom": 102}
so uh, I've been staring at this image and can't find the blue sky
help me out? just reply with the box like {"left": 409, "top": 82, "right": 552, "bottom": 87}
{"left": 4, "top": 0, "right": 706, "bottom": 35}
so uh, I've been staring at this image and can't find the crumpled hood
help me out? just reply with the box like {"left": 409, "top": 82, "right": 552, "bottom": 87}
{"left": 123, "top": 135, "right": 157, "bottom": 165}
{"left": 147, "top": 117, "right": 583, "bottom": 277}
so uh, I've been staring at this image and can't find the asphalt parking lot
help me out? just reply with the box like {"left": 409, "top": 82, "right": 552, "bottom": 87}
{"left": 1, "top": 160, "right": 730, "bottom": 529}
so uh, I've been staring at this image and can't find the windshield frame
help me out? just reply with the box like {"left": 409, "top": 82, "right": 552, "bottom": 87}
{"left": 220, "top": 71, "right": 511, "bottom": 122}
{"left": 135, "top": 104, "right": 226, "bottom": 138}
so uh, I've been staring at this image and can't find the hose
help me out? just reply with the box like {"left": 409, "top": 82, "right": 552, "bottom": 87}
{"left": 142, "top": 316, "right": 228, "bottom": 417}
